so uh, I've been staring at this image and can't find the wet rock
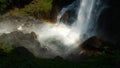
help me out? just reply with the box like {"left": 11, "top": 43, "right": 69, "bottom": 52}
{"left": 0, "top": 31, "right": 41, "bottom": 57}
{"left": 80, "top": 36, "right": 115, "bottom": 56}
{"left": 60, "top": 0, "right": 80, "bottom": 25}
{"left": 51, "top": 0, "right": 75, "bottom": 22}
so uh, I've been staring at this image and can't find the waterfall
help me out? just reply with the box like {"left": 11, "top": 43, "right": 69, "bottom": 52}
{"left": 56, "top": 0, "right": 79, "bottom": 24}
{"left": 0, "top": 0, "right": 105, "bottom": 58}
{"left": 70, "top": 0, "right": 93, "bottom": 42}
{"left": 58, "top": 0, "right": 105, "bottom": 41}
{"left": 35, "top": 0, "right": 105, "bottom": 58}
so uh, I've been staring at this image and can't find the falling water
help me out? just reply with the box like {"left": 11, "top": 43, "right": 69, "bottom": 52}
{"left": 58, "top": 0, "right": 105, "bottom": 41}
{"left": 0, "top": 0, "right": 105, "bottom": 58}
{"left": 56, "top": 0, "right": 79, "bottom": 24}
{"left": 36, "top": 0, "right": 105, "bottom": 58}
{"left": 73, "top": 0, "right": 105, "bottom": 41}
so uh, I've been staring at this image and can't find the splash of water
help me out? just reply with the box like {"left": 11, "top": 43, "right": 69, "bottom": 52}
{"left": 35, "top": 0, "right": 104, "bottom": 57}
{"left": 0, "top": 0, "right": 105, "bottom": 58}
{"left": 30, "top": 23, "right": 80, "bottom": 57}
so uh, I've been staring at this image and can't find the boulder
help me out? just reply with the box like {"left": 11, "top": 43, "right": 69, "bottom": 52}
{"left": 0, "top": 31, "right": 41, "bottom": 57}
{"left": 79, "top": 36, "right": 114, "bottom": 56}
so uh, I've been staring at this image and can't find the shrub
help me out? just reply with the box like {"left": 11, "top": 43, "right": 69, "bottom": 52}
{"left": 23, "top": 0, "right": 53, "bottom": 19}
{"left": 0, "top": 45, "right": 13, "bottom": 53}
{"left": 0, "top": 0, "right": 10, "bottom": 13}
{"left": 3, "top": 0, "right": 53, "bottom": 20}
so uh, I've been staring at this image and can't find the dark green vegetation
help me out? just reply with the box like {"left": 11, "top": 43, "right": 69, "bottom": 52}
{"left": 0, "top": 45, "right": 119, "bottom": 68}
{"left": 0, "top": 0, "right": 53, "bottom": 21}
{"left": 0, "top": 0, "right": 74, "bottom": 22}
{"left": 0, "top": 0, "right": 32, "bottom": 13}
{"left": 0, "top": 36, "right": 120, "bottom": 68}
{"left": 0, "top": 32, "right": 120, "bottom": 68}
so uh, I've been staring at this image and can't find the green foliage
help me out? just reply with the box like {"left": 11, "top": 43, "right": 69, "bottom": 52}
{"left": 22, "top": 0, "right": 53, "bottom": 19}
{"left": 0, "top": 42, "right": 118, "bottom": 68}
{"left": 0, "top": 0, "right": 10, "bottom": 13}
{"left": 0, "top": 45, "right": 13, "bottom": 53}
{"left": 0, "top": 0, "right": 33, "bottom": 14}
{"left": 0, "top": 54, "right": 119, "bottom": 68}
{"left": 3, "top": 0, "right": 53, "bottom": 20}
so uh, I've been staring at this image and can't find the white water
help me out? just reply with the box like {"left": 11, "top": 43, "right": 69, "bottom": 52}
{"left": 58, "top": 0, "right": 105, "bottom": 41}
{"left": 72, "top": 0, "right": 95, "bottom": 41}
{"left": 0, "top": 0, "right": 104, "bottom": 58}
{"left": 35, "top": 0, "right": 104, "bottom": 58}
{"left": 56, "top": 1, "right": 77, "bottom": 23}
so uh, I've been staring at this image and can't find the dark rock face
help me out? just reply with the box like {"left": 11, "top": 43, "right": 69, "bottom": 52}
{"left": 52, "top": 0, "right": 74, "bottom": 9}
{"left": 80, "top": 36, "right": 115, "bottom": 56}
{"left": 12, "top": 47, "right": 34, "bottom": 57}
{"left": 54, "top": 56, "right": 64, "bottom": 60}
{"left": 97, "top": 0, "right": 120, "bottom": 44}
{"left": 51, "top": 0, "right": 75, "bottom": 22}
{"left": 60, "top": 0, "right": 80, "bottom": 25}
